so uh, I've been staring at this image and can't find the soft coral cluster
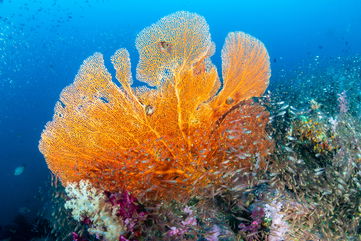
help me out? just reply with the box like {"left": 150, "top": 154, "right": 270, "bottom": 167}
{"left": 166, "top": 206, "right": 198, "bottom": 238}
{"left": 238, "top": 207, "right": 265, "bottom": 233}
{"left": 105, "top": 191, "right": 147, "bottom": 234}
{"left": 65, "top": 180, "right": 145, "bottom": 241}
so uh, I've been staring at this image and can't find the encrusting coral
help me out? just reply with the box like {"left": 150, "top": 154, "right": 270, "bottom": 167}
{"left": 39, "top": 11, "right": 272, "bottom": 201}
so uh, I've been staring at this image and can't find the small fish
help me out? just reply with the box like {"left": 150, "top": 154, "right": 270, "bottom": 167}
{"left": 296, "top": 159, "right": 305, "bottom": 164}
{"left": 286, "top": 166, "right": 296, "bottom": 173}
{"left": 237, "top": 153, "right": 251, "bottom": 160}
{"left": 322, "top": 190, "right": 332, "bottom": 195}
{"left": 284, "top": 146, "right": 293, "bottom": 152}
{"left": 314, "top": 167, "right": 325, "bottom": 172}
{"left": 289, "top": 110, "right": 296, "bottom": 115}
{"left": 279, "top": 104, "right": 289, "bottom": 111}
{"left": 290, "top": 106, "right": 297, "bottom": 111}
{"left": 288, "top": 156, "right": 296, "bottom": 162}
{"left": 242, "top": 129, "right": 252, "bottom": 134}
{"left": 161, "top": 180, "right": 178, "bottom": 184}
{"left": 14, "top": 165, "right": 25, "bottom": 176}
{"left": 315, "top": 169, "right": 325, "bottom": 176}
{"left": 276, "top": 111, "right": 286, "bottom": 117}
{"left": 337, "top": 184, "right": 345, "bottom": 191}
{"left": 337, "top": 178, "right": 346, "bottom": 185}
{"left": 286, "top": 136, "right": 297, "bottom": 141}
{"left": 18, "top": 207, "right": 31, "bottom": 214}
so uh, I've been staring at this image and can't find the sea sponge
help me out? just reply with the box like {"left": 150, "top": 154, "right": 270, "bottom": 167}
{"left": 39, "top": 11, "right": 272, "bottom": 201}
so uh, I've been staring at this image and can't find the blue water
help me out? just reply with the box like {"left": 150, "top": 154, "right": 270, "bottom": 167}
{"left": 0, "top": 0, "right": 360, "bottom": 234}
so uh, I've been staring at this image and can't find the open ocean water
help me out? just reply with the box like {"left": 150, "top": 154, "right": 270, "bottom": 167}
{"left": 0, "top": 0, "right": 361, "bottom": 240}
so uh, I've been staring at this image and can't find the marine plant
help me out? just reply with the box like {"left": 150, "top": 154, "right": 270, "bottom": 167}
{"left": 39, "top": 11, "right": 272, "bottom": 202}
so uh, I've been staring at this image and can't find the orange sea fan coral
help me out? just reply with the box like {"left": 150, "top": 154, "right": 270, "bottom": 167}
{"left": 39, "top": 11, "right": 272, "bottom": 201}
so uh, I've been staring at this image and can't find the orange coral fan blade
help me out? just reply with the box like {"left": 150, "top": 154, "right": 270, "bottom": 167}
{"left": 135, "top": 11, "right": 214, "bottom": 87}
{"left": 210, "top": 32, "right": 270, "bottom": 115}
{"left": 135, "top": 11, "right": 221, "bottom": 150}
{"left": 111, "top": 48, "right": 132, "bottom": 87}
{"left": 38, "top": 53, "right": 157, "bottom": 185}
{"left": 216, "top": 100, "right": 273, "bottom": 170}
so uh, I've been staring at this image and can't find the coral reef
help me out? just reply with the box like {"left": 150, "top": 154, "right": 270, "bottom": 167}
{"left": 39, "top": 11, "right": 272, "bottom": 201}
{"left": 292, "top": 114, "right": 336, "bottom": 154}
{"left": 269, "top": 89, "right": 361, "bottom": 240}
{"left": 37, "top": 10, "right": 361, "bottom": 241}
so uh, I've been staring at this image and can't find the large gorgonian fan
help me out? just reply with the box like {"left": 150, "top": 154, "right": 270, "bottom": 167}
{"left": 39, "top": 11, "right": 272, "bottom": 201}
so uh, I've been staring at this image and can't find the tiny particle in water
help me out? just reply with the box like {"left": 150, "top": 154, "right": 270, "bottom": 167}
{"left": 14, "top": 165, "right": 25, "bottom": 176}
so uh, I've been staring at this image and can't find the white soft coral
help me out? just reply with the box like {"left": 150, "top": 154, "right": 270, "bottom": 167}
{"left": 264, "top": 199, "right": 289, "bottom": 241}
{"left": 64, "top": 180, "right": 126, "bottom": 241}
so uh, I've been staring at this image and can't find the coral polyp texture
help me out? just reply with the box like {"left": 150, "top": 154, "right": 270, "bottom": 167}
{"left": 39, "top": 11, "right": 272, "bottom": 201}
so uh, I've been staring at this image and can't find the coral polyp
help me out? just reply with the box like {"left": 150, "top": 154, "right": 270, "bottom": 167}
{"left": 39, "top": 11, "right": 272, "bottom": 201}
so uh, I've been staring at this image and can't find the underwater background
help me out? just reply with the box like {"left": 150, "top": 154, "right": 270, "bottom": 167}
{"left": 0, "top": 0, "right": 361, "bottom": 240}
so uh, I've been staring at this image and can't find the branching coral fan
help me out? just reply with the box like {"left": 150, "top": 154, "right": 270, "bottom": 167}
{"left": 39, "top": 11, "right": 272, "bottom": 201}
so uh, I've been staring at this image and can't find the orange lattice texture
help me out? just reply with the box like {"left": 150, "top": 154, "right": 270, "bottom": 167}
{"left": 39, "top": 11, "right": 272, "bottom": 201}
